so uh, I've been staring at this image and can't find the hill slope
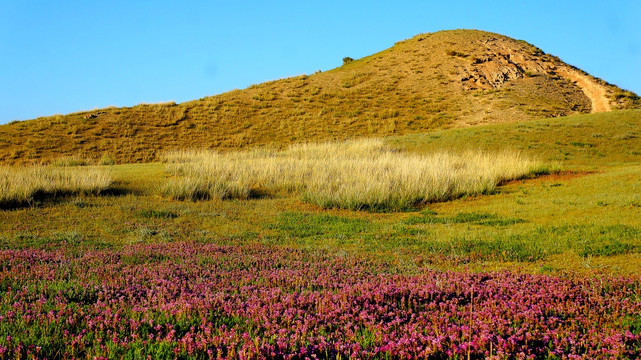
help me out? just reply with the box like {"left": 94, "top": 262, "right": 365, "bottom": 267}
{"left": 1, "top": 29, "right": 639, "bottom": 164}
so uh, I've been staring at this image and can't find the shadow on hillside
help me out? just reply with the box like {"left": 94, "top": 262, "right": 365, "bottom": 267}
{"left": 497, "top": 170, "right": 596, "bottom": 187}
{"left": 102, "top": 181, "right": 141, "bottom": 197}
{"left": 248, "top": 187, "right": 273, "bottom": 200}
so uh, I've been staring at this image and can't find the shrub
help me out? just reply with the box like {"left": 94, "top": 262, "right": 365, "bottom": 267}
{"left": 342, "top": 57, "right": 354, "bottom": 65}
{"left": 98, "top": 153, "right": 115, "bottom": 166}
{"left": 446, "top": 50, "right": 468, "bottom": 58}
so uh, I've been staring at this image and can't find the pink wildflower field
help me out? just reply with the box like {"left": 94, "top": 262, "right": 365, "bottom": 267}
{"left": 1, "top": 242, "right": 639, "bottom": 359}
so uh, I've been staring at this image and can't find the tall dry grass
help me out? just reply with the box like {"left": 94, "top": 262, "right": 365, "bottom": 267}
{"left": 162, "top": 139, "right": 550, "bottom": 211}
{"left": 0, "top": 165, "right": 113, "bottom": 206}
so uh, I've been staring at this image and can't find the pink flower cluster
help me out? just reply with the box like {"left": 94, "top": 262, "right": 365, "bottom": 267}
{"left": 0, "top": 242, "right": 639, "bottom": 359}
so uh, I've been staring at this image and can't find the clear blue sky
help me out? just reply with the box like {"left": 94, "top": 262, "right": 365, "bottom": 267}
{"left": 1, "top": 1, "right": 639, "bottom": 124}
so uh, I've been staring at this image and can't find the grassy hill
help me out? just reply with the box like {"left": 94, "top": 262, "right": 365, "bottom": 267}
{"left": 1, "top": 29, "right": 639, "bottom": 165}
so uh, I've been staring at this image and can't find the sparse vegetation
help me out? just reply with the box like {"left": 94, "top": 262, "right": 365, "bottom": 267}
{"left": 162, "top": 139, "right": 549, "bottom": 211}
{"left": 612, "top": 89, "right": 641, "bottom": 109}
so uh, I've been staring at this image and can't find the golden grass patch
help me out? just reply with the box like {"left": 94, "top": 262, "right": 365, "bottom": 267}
{"left": 162, "top": 139, "right": 549, "bottom": 211}
{"left": 0, "top": 165, "right": 113, "bottom": 206}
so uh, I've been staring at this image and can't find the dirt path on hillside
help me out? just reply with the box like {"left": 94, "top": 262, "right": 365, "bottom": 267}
{"left": 556, "top": 68, "right": 611, "bottom": 113}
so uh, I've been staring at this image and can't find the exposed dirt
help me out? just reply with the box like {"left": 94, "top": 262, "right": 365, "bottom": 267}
{"left": 458, "top": 38, "right": 611, "bottom": 114}
{"left": 556, "top": 68, "right": 612, "bottom": 113}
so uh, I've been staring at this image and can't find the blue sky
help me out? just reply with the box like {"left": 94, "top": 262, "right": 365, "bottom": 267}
{"left": 1, "top": 1, "right": 639, "bottom": 124}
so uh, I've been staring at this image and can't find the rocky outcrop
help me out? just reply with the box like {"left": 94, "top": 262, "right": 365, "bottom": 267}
{"left": 456, "top": 38, "right": 612, "bottom": 113}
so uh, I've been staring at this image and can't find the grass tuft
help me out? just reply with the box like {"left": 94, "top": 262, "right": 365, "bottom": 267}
{"left": 137, "top": 209, "right": 179, "bottom": 219}
{"left": 0, "top": 165, "right": 112, "bottom": 207}
{"left": 98, "top": 153, "right": 116, "bottom": 166}
{"left": 51, "top": 156, "right": 88, "bottom": 167}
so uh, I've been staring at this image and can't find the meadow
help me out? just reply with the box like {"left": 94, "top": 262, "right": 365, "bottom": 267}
{"left": 0, "top": 110, "right": 640, "bottom": 358}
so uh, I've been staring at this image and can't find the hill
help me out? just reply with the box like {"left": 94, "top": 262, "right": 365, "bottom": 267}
{"left": 1, "top": 29, "right": 639, "bottom": 165}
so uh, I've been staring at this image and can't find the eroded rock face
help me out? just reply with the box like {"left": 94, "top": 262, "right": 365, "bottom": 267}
{"left": 451, "top": 36, "right": 616, "bottom": 115}
{"left": 460, "top": 38, "right": 556, "bottom": 91}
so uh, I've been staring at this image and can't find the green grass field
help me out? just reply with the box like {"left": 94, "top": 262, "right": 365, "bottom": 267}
{"left": 2, "top": 109, "right": 639, "bottom": 275}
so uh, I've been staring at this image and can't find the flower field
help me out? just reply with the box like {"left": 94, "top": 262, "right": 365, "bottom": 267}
{"left": 1, "top": 242, "right": 639, "bottom": 359}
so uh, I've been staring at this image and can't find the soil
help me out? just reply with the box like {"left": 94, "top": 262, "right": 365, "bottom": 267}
{"left": 556, "top": 68, "right": 612, "bottom": 113}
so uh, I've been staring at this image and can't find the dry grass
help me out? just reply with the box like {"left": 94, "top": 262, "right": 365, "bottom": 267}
{"left": 0, "top": 165, "right": 113, "bottom": 206}
{"left": 162, "top": 139, "right": 549, "bottom": 211}
{"left": 51, "top": 155, "right": 89, "bottom": 167}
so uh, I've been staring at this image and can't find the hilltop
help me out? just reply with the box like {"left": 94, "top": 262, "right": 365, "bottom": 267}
{"left": 1, "top": 29, "right": 639, "bottom": 164}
